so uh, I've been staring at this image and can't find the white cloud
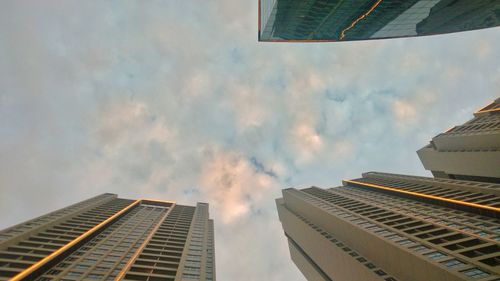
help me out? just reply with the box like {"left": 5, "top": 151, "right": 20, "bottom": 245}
{"left": 290, "top": 122, "right": 324, "bottom": 164}
{"left": 0, "top": 1, "right": 499, "bottom": 281}
{"left": 199, "top": 148, "right": 277, "bottom": 223}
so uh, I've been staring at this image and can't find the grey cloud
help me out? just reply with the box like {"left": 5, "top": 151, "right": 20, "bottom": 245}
{"left": 249, "top": 156, "right": 278, "bottom": 179}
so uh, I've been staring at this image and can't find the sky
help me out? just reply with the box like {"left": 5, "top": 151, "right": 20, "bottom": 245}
{"left": 0, "top": 1, "right": 499, "bottom": 280}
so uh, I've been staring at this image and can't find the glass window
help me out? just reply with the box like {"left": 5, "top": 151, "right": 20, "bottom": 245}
{"left": 409, "top": 245, "right": 429, "bottom": 253}
{"left": 66, "top": 272, "right": 82, "bottom": 277}
{"left": 365, "top": 263, "right": 376, "bottom": 269}
{"left": 397, "top": 239, "right": 416, "bottom": 247}
{"left": 441, "top": 259, "right": 465, "bottom": 269}
{"left": 75, "top": 264, "right": 90, "bottom": 270}
{"left": 461, "top": 268, "right": 490, "bottom": 279}
{"left": 425, "top": 251, "right": 446, "bottom": 260}
{"left": 94, "top": 266, "right": 108, "bottom": 272}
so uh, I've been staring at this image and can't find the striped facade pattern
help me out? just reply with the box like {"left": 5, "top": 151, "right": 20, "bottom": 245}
{"left": 277, "top": 172, "right": 500, "bottom": 281}
{"left": 0, "top": 194, "right": 215, "bottom": 281}
{"left": 418, "top": 98, "right": 500, "bottom": 183}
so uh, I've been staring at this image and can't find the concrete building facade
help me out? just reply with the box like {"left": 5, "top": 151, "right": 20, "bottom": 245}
{"left": 277, "top": 172, "right": 500, "bottom": 281}
{"left": 418, "top": 98, "right": 500, "bottom": 183}
{"left": 0, "top": 193, "right": 215, "bottom": 281}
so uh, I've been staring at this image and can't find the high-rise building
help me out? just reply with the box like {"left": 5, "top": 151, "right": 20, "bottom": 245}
{"left": 417, "top": 98, "right": 500, "bottom": 184}
{"left": 259, "top": 0, "right": 500, "bottom": 41}
{"left": 0, "top": 193, "right": 216, "bottom": 281}
{"left": 277, "top": 172, "right": 500, "bottom": 281}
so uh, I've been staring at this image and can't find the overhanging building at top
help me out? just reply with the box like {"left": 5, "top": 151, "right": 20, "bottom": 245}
{"left": 259, "top": 0, "right": 500, "bottom": 41}
{"left": 418, "top": 98, "right": 500, "bottom": 184}
{"left": 0, "top": 193, "right": 216, "bottom": 281}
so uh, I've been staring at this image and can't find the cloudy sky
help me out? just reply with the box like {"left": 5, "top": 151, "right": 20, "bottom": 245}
{"left": 0, "top": 1, "right": 499, "bottom": 280}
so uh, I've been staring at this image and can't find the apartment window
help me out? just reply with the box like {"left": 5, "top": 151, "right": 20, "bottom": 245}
{"left": 94, "top": 266, "right": 108, "bottom": 272}
{"left": 83, "top": 259, "right": 97, "bottom": 264}
{"left": 425, "top": 252, "right": 447, "bottom": 260}
{"left": 386, "top": 234, "right": 404, "bottom": 241}
{"left": 75, "top": 264, "right": 90, "bottom": 270}
{"left": 441, "top": 259, "right": 465, "bottom": 269}
{"left": 367, "top": 226, "right": 384, "bottom": 232}
{"left": 66, "top": 271, "right": 82, "bottom": 277}
{"left": 461, "top": 268, "right": 490, "bottom": 279}
{"left": 409, "top": 245, "right": 429, "bottom": 253}
{"left": 397, "top": 239, "right": 416, "bottom": 247}
{"left": 376, "top": 230, "right": 393, "bottom": 236}
{"left": 47, "top": 270, "right": 61, "bottom": 275}
{"left": 360, "top": 222, "right": 375, "bottom": 228}
{"left": 57, "top": 263, "right": 69, "bottom": 268}
{"left": 184, "top": 266, "right": 201, "bottom": 272}
{"left": 86, "top": 274, "right": 104, "bottom": 280}
{"left": 365, "top": 263, "right": 376, "bottom": 269}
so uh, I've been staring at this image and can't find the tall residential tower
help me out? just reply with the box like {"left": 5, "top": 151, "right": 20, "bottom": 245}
{"left": 277, "top": 172, "right": 500, "bottom": 281}
{"left": 0, "top": 193, "right": 216, "bottom": 281}
{"left": 418, "top": 98, "right": 500, "bottom": 183}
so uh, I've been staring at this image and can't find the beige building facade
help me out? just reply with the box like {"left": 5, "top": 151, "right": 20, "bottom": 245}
{"left": 417, "top": 98, "right": 500, "bottom": 183}
{"left": 277, "top": 172, "right": 500, "bottom": 281}
{"left": 0, "top": 193, "right": 215, "bottom": 281}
